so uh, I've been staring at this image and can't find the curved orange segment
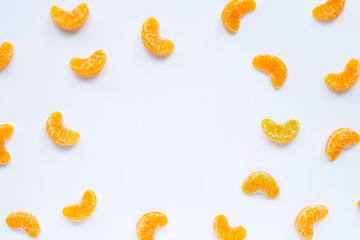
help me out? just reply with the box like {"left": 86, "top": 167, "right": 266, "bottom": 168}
{"left": 213, "top": 215, "right": 247, "bottom": 240}
{"left": 141, "top": 17, "right": 174, "bottom": 56}
{"left": 222, "top": 0, "right": 256, "bottom": 33}
{"left": 325, "top": 58, "right": 360, "bottom": 91}
{"left": 70, "top": 50, "right": 106, "bottom": 76}
{"left": 242, "top": 171, "right": 280, "bottom": 198}
{"left": 6, "top": 211, "right": 40, "bottom": 238}
{"left": 325, "top": 128, "right": 359, "bottom": 161}
{"left": 46, "top": 111, "right": 80, "bottom": 146}
{"left": 0, "top": 42, "right": 13, "bottom": 69}
{"left": 313, "top": 0, "right": 345, "bottom": 20}
{"left": 253, "top": 54, "right": 287, "bottom": 88}
{"left": 295, "top": 205, "right": 328, "bottom": 240}
{"left": 50, "top": 3, "right": 89, "bottom": 30}
{"left": 63, "top": 189, "right": 97, "bottom": 220}
{"left": 0, "top": 124, "right": 14, "bottom": 164}
{"left": 262, "top": 119, "right": 300, "bottom": 143}
{"left": 136, "top": 212, "right": 167, "bottom": 240}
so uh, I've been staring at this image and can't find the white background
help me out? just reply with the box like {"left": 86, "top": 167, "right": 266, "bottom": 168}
{"left": 0, "top": 0, "right": 359, "bottom": 239}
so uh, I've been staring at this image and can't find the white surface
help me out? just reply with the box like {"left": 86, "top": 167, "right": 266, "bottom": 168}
{"left": 0, "top": 0, "right": 359, "bottom": 239}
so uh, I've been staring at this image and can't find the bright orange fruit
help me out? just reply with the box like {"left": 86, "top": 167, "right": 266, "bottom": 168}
{"left": 295, "top": 205, "right": 328, "bottom": 240}
{"left": 136, "top": 212, "right": 168, "bottom": 240}
{"left": 0, "top": 42, "right": 13, "bottom": 69}
{"left": 141, "top": 17, "right": 174, "bottom": 56}
{"left": 313, "top": 0, "right": 345, "bottom": 20}
{"left": 213, "top": 215, "right": 247, "bottom": 240}
{"left": 6, "top": 211, "right": 40, "bottom": 238}
{"left": 242, "top": 171, "right": 280, "bottom": 198}
{"left": 325, "top": 128, "right": 359, "bottom": 161}
{"left": 358, "top": 200, "right": 360, "bottom": 208}
{"left": 0, "top": 124, "right": 13, "bottom": 164}
{"left": 46, "top": 111, "right": 80, "bottom": 146}
{"left": 50, "top": 3, "right": 89, "bottom": 30}
{"left": 262, "top": 119, "right": 300, "bottom": 143}
{"left": 325, "top": 58, "right": 360, "bottom": 91}
{"left": 70, "top": 50, "right": 106, "bottom": 76}
{"left": 253, "top": 54, "right": 287, "bottom": 88}
{"left": 222, "top": 0, "right": 256, "bottom": 33}
{"left": 63, "top": 189, "right": 97, "bottom": 220}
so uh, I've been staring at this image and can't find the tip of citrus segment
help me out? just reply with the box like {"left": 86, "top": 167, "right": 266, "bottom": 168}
{"left": 50, "top": 3, "right": 89, "bottom": 30}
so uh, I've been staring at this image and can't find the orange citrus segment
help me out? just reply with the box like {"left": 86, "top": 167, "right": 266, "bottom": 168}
{"left": 0, "top": 124, "right": 14, "bottom": 164}
{"left": 358, "top": 200, "right": 360, "bottom": 208}
{"left": 0, "top": 42, "right": 13, "bottom": 69}
{"left": 70, "top": 50, "right": 106, "bottom": 76}
{"left": 63, "top": 189, "right": 97, "bottom": 220}
{"left": 313, "top": 0, "right": 345, "bottom": 20}
{"left": 262, "top": 119, "right": 300, "bottom": 143}
{"left": 46, "top": 111, "right": 80, "bottom": 146}
{"left": 253, "top": 54, "right": 287, "bottom": 88}
{"left": 242, "top": 171, "right": 280, "bottom": 198}
{"left": 325, "top": 128, "right": 359, "bottom": 161}
{"left": 221, "top": 0, "right": 256, "bottom": 33}
{"left": 6, "top": 211, "right": 40, "bottom": 238}
{"left": 141, "top": 17, "right": 174, "bottom": 56}
{"left": 325, "top": 58, "right": 360, "bottom": 91}
{"left": 213, "top": 215, "right": 247, "bottom": 240}
{"left": 50, "top": 3, "right": 89, "bottom": 30}
{"left": 136, "top": 212, "right": 168, "bottom": 240}
{"left": 295, "top": 205, "right": 328, "bottom": 240}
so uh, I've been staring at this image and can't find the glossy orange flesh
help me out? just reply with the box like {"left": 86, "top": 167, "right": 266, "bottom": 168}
{"left": 253, "top": 54, "right": 287, "bottom": 88}
{"left": 213, "top": 215, "right": 247, "bottom": 240}
{"left": 325, "top": 58, "right": 360, "bottom": 91}
{"left": 325, "top": 128, "right": 359, "bottom": 161}
{"left": 242, "top": 171, "right": 280, "bottom": 198}
{"left": 46, "top": 111, "right": 80, "bottom": 146}
{"left": 70, "top": 50, "right": 106, "bottom": 76}
{"left": 0, "top": 42, "right": 13, "bottom": 69}
{"left": 50, "top": 3, "right": 89, "bottom": 30}
{"left": 222, "top": 0, "right": 256, "bottom": 33}
{"left": 262, "top": 119, "right": 300, "bottom": 143}
{"left": 313, "top": 0, "right": 345, "bottom": 20}
{"left": 63, "top": 189, "right": 97, "bottom": 220}
{"left": 295, "top": 205, "right": 328, "bottom": 240}
{"left": 136, "top": 212, "right": 168, "bottom": 240}
{"left": 6, "top": 211, "right": 40, "bottom": 238}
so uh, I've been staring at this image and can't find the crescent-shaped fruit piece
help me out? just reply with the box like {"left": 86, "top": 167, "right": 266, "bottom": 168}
{"left": 324, "top": 58, "right": 360, "bottom": 91}
{"left": 213, "top": 215, "right": 247, "bottom": 240}
{"left": 46, "top": 111, "right": 80, "bottom": 146}
{"left": 50, "top": 3, "right": 89, "bottom": 30}
{"left": 295, "top": 205, "right": 328, "bottom": 240}
{"left": 242, "top": 171, "right": 279, "bottom": 198}
{"left": 6, "top": 211, "right": 40, "bottom": 238}
{"left": 137, "top": 211, "right": 168, "bottom": 240}
{"left": 0, "top": 124, "right": 14, "bottom": 164}
{"left": 313, "top": 0, "right": 345, "bottom": 20}
{"left": 262, "top": 119, "right": 300, "bottom": 143}
{"left": 63, "top": 189, "right": 97, "bottom": 220}
{"left": 141, "top": 17, "right": 174, "bottom": 56}
{"left": 253, "top": 54, "right": 287, "bottom": 88}
{"left": 0, "top": 42, "right": 14, "bottom": 69}
{"left": 221, "top": 0, "right": 256, "bottom": 33}
{"left": 325, "top": 128, "right": 359, "bottom": 161}
{"left": 70, "top": 50, "right": 106, "bottom": 76}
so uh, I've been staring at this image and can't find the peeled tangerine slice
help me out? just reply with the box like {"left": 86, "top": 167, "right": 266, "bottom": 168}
{"left": 295, "top": 205, "right": 328, "bottom": 240}
{"left": 142, "top": 17, "right": 174, "bottom": 56}
{"left": 70, "top": 50, "right": 106, "bottom": 76}
{"left": 313, "top": 0, "right": 345, "bottom": 20}
{"left": 325, "top": 128, "right": 359, "bottom": 161}
{"left": 6, "top": 211, "right": 40, "bottom": 238}
{"left": 213, "top": 215, "right": 247, "bottom": 240}
{"left": 262, "top": 119, "right": 300, "bottom": 143}
{"left": 63, "top": 189, "right": 97, "bottom": 220}
{"left": 0, "top": 124, "right": 14, "bottom": 164}
{"left": 325, "top": 58, "right": 360, "bottom": 91}
{"left": 137, "top": 212, "right": 168, "bottom": 240}
{"left": 0, "top": 42, "right": 14, "bottom": 69}
{"left": 222, "top": 0, "right": 256, "bottom": 33}
{"left": 46, "top": 111, "right": 80, "bottom": 146}
{"left": 242, "top": 171, "right": 279, "bottom": 198}
{"left": 50, "top": 3, "right": 89, "bottom": 30}
{"left": 253, "top": 54, "right": 287, "bottom": 88}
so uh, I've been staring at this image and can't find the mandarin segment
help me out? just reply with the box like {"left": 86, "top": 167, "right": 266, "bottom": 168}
{"left": 295, "top": 205, "right": 328, "bottom": 240}
{"left": 313, "top": 0, "right": 345, "bottom": 20}
{"left": 253, "top": 54, "right": 287, "bottom": 88}
{"left": 262, "top": 119, "right": 300, "bottom": 143}
{"left": 325, "top": 128, "right": 359, "bottom": 161}
{"left": 6, "top": 211, "right": 40, "bottom": 238}
{"left": 0, "top": 124, "right": 14, "bottom": 164}
{"left": 50, "top": 3, "right": 89, "bottom": 30}
{"left": 46, "top": 111, "right": 80, "bottom": 146}
{"left": 0, "top": 42, "right": 14, "bottom": 69}
{"left": 213, "top": 215, "right": 247, "bottom": 240}
{"left": 137, "top": 212, "right": 167, "bottom": 240}
{"left": 141, "top": 17, "right": 174, "bottom": 56}
{"left": 325, "top": 59, "right": 360, "bottom": 91}
{"left": 63, "top": 189, "right": 97, "bottom": 221}
{"left": 70, "top": 50, "right": 106, "bottom": 76}
{"left": 242, "top": 171, "right": 279, "bottom": 198}
{"left": 221, "top": 0, "right": 256, "bottom": 33}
